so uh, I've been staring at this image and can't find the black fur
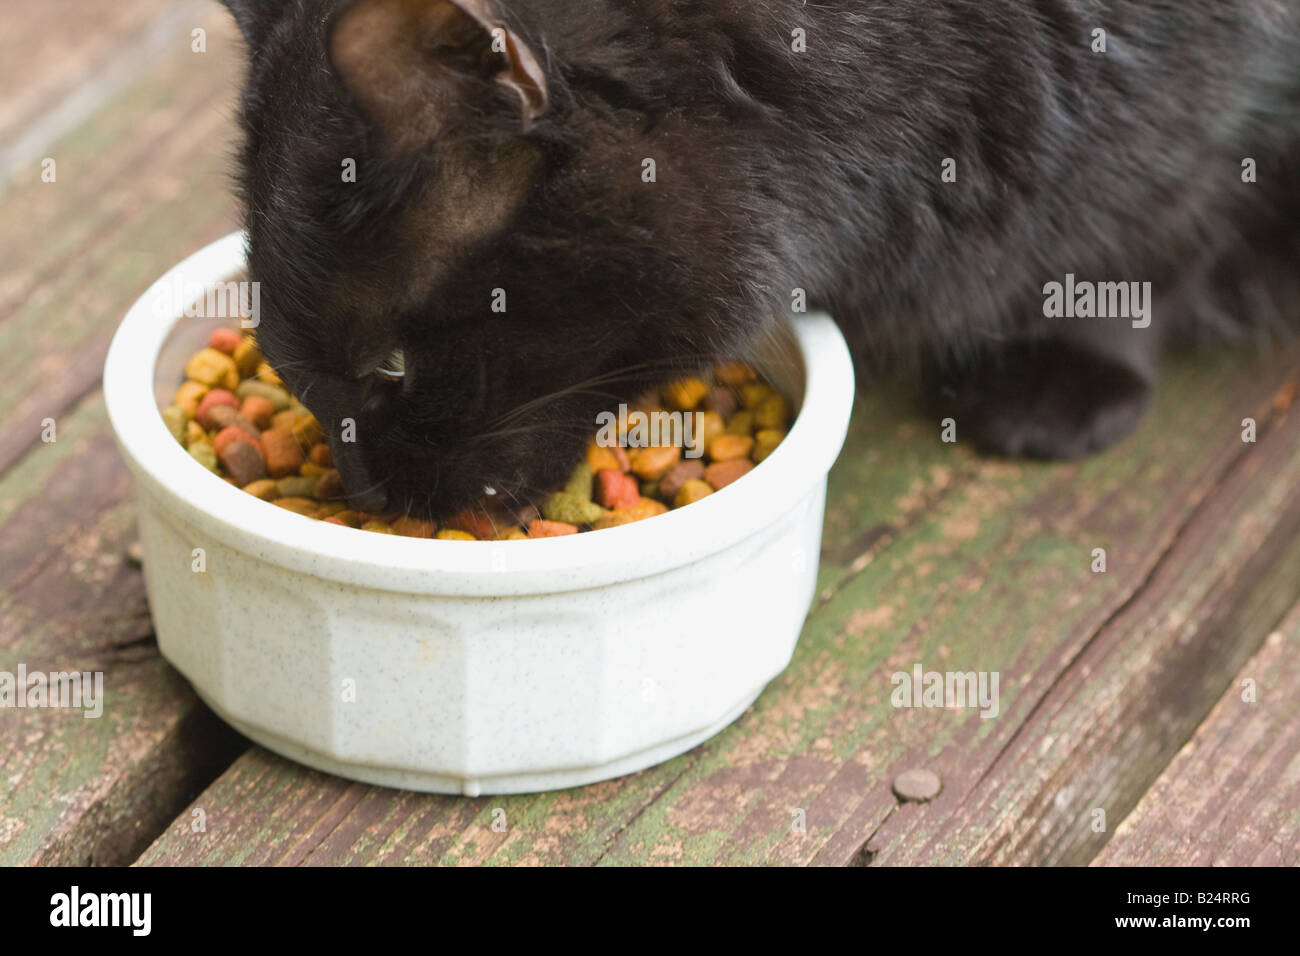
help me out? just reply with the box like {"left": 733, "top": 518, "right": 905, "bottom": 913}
{"left": 219, "top": 0, "right": 1300, "bottom": 517}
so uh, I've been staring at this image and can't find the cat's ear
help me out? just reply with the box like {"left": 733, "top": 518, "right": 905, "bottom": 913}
{"left": 329, "top": 0, "right": 548, "bottom": 151}
{"left": 219, "top": 0, "right": 288, "bottom": 49}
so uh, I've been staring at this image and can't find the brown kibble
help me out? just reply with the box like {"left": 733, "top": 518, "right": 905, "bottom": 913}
{"left": 330, "top": 510, "right": 360, "bottom": 527}
{"left": 261, "top": 429, "right": 305, "bottom": 478}
{"left": 312, "top": 469, "right": 344, "bottom": 501}
{"left": 309, "top": 443, "right": 333, "bottom": 467}
{"left": 630, "top": 445, "right": 680, "bottom": 480}
{"left": 315, "top": 501, "right": 348, "bottom": 517}
{"left": 219, "top": 438, "right": 267, "bottom": 486}
{"left": 274, "top": 497, "right": 318, "bottom": 516}
{"left": 213, "top": 425, "right": 263, "bottom": 460}
{"left": 185, "top": 348, "right": 239, "bottom": 390}
{"left": 658, "top": 458, "right": 706, "bottom": 500}
{"left": 242, "top": 479, "right": 280, "bottom": 501}
{"left": 702, "top": 386, "right": 739, "bottom": 419}
{"left": 173, "top": 380, "right": 209, "bottom": 417}
{"left": 714, "top": 361, "right": 757, "bottom": 387}
{"left": 196, "top": 389, "right": 240, "bottom": 429}
{"left": 527, "top": 519, "right": 577, "bottom": 538}
{"left": 709, "top": 433, "right": 753, "bottom": 462}
{"left": 393, "top": 516, "right": 438, "bottom": 537}
{"left": 299, "top": 462, "right": 330, "bottom": 478}
{"left": 705, "top": 458, "right": 754, "bottom": 490}
{"left": 240, "top": 394, "right": 275, "bottom": 429}
{"left": 673, "top": 478, "right": 714, "bottom": 508}
{"left": 663, "top": 377, "right": 709, "bottom": 411}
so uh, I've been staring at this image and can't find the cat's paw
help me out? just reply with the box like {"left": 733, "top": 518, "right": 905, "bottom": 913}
{"left": 938, "top": 338, "right": 1152, "bottom": 460}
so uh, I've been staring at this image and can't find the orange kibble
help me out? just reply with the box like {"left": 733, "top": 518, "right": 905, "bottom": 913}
{"left": 527, "top": 519, "right": 578, "bottom": 537}
{"left": 709, "top": 433, "right": 754, "bottom": 462}
{"left": 594, "top": 468, "right": 641, "bottom": 510}
{"left": 449, "top": 508, "right": 504, "bottom": 540}
{"left": 240, "top": 394, "right": 275, "bottom": 430}
{"left": 591, "top": 498, "right": 668, "bottom": 530}
{"left": 586, "top": 443, "right": 622, "bottom": 473}
{"left": 663, "top": 377, "right": 710, "bottom": 411}
{"left": 260, "top": 428, "right": 305, "bottom": 478}
{"left": 630, "top": 445, "right": 680, "bottom": 480}
{"left": 309, "top": 443, "right": 333, "bottom": 467}
{"left": 714, "top": 361, "right": 758, "bottom": 387}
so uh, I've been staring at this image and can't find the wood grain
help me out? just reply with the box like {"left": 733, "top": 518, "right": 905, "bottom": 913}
{"left": 0, "top": 10, "right": 247, "bottom": 865}
{"left": 1092, "top": 602, "right": 1300, "bottom": 866}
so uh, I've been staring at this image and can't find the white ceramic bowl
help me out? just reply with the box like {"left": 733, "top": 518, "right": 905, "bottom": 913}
{"left": 103, "top": 232, "right": 855, "bottom": 795}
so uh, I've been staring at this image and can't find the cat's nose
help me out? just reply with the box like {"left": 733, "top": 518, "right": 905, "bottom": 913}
{"left": 327, "top": 434, "right": 390, "bottom": 513}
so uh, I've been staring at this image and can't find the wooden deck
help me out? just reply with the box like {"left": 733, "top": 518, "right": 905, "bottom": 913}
{"left": 3, "top": 3, "right": 1298, "bottom": 867}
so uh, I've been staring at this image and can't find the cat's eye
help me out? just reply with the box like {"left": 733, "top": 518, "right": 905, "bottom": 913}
{"left": 375, "top": 348, "right": 405, "bottom": 382}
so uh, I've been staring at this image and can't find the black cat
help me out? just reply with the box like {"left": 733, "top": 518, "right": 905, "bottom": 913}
{"left": 217, "top": 0, "right": 1300, "bottom": 517}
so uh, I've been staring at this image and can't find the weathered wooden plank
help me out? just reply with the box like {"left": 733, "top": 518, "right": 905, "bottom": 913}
{"left": 0, "top": 0, "right": 202, "bottom": 184}
{"left": 136, "top": 348, "right": 1300, "bottom": 865}
{"left": 1091, "top": 603, "right": 1300, "bottom": 866}
{"left": 864, "top": 366, "right": 1300, "bottom": 865}
{"left": 0, "top": 10, "right": 251, "bottom": 863}
{"left": 0, "top": 8, "right": 240, "bottom": 475}
{"left": 0, "top": 393, "right": 244, "bottom": 865}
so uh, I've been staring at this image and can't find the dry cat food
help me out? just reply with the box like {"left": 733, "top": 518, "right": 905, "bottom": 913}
{"left": 160, "top": 331, "right": 791, "bottom": 538}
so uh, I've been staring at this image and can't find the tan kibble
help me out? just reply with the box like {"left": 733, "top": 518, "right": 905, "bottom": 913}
{"left": 753, "top": 428, "right": 785, "bottom": 463}
{"left": 630, "top": 445, "right": 681, "bottom": 481}
{"left": 673, "top": 479, "right": 714, "bottom": 508}
{"left": 753, "top": 393, "right": 791, "bottom": 431}
{"left": 185, "top": 348, "right": 240, "bottom": 390}
{"left": 709, "top": 434, "right": 754, "bottom": 462}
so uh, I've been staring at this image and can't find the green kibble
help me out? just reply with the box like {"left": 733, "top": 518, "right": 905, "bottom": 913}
{"left": 276, "top": 475, "right": 318, "bottom": 498}
{"left": 235, "top": 379, "right": 292, "bottom": 411}
{"left": 188, "top": 439, "right": 218, "bottom": 472}
{"left": 542, "top": 490, "right": 606, "bottom": 525}
{"left": 563, "top": 460, "right": 594, "bottom": 499}
{"left": 162, "top": 405, "right": 189, "bottom": 444}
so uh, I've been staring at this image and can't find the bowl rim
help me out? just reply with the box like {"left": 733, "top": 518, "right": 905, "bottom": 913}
{"left": 103, "top": 231, "right": 856, "bottom": 596}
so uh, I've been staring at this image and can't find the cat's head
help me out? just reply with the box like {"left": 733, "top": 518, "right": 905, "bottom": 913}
{"left": 220, "top": 0, "right": 786, "bottom": 519}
